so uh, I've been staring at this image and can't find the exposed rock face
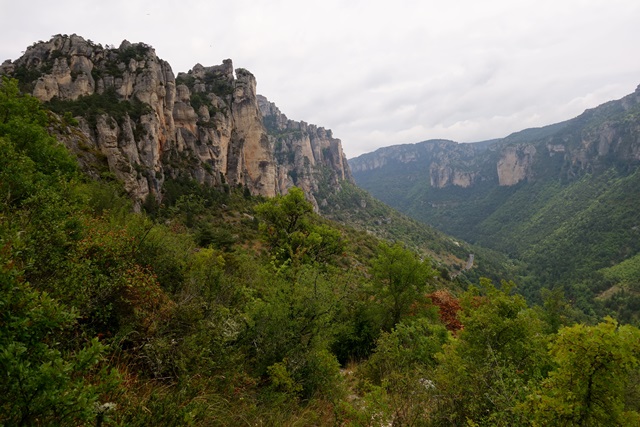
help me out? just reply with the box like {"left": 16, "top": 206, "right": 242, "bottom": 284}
{"left": 1, "top": 34, "right": 353, "bottom": 207}
{"left": 350, "top": 139, "right": 485, "bottom": 189}
{"left": 553, "top": 88, "right": 640, "bottom": 176}
{"left": 348, "top": 142, "right": 438, "bottom": 173}
{"left": 168, "top": 62, "right": 278, "bottom": 197}
{"left": 430, "top": 165, "right": 477, "bottom": 188}
{"left": 2, "top": 35, "right": 177, "bottom": 202}
{"left": 257, "top": 95, "right": 353, "bottom": 208}
{"left": 496, "top": 144, "right": 536, "bottom": 186}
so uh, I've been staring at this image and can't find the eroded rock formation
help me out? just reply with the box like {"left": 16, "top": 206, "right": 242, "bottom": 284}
{"left": 257, "top": 95, "right": 353, "bottom": 208}
{"left": 1, "top": 34, "right": 353, "bottom": 207}
{"left": 496, "top": 144, "right": 536, "bottom": 186}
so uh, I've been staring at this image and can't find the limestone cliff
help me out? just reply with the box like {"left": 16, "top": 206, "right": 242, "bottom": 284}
{"left": 349, "top": 139, "right": 486, "bottom": 189}
{"left": 257, "top": 95, "right": 353, "bottom": 208}
{"left": 1, "top": 35, "right": 176, "bottom": 201}
{"left": 169, "top": 62, "right": 278, "bottom": 197}
{"left": 496, "top": 144, "right": 536, "bottom": 186}
{"left": 1, "top": 34, "right": 353, "bottom": 207}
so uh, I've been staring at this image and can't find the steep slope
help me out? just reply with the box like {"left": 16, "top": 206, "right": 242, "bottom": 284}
{"left": 350, "top": 85, "right": 640, "bottom": 296}
{"left": 319, "top": 181, "right": 518, "bottom": 283}
{"left": 0, "top": 34, "right": 353, "bottom": 207}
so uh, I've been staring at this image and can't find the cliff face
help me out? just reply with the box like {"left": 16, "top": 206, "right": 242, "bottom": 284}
{"left": 169, "top": 62, "right": 277, "bottom": 197}
{"left": 350, "top": 140, "right": 487, "bottom": 189}
{"left": 1, "top": 35, "right": 176, "bottom": 200}
{"left": 1, "top": 34, "right": 352, "bottom": 206}
{"left": 496, "top": 144, "right": 536, "bottom": 186}
{"left": 257, "top": 95, "right": 353, "bottom": 208}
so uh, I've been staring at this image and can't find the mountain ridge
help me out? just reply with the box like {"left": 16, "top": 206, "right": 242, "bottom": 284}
{"left": 350, "top": 84, "right": 640, "bottom": 308}
{"left": 0, "top": 34, "right": 353, "bottom": 209}
{"left": 351, "top": 84, "right": 640, "bottom": 186}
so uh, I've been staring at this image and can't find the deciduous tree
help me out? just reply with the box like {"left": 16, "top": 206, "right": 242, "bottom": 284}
{"left": 527, "top": 318, "right": 640, "bottom": 426}
{"left": 370, "top": 243, "right": 434, "bottom": 328}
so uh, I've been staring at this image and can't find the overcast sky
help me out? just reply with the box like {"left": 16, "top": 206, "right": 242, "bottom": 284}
{"left": 1, "top": 0, "right": 639, "bottom": 158}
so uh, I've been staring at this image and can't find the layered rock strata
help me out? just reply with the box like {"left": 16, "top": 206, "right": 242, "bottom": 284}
{"left": 257, "top": 95, "right": 353, "bottom": 208}
{"left": 1, "top": 34, "right": 353, "bottom": 207}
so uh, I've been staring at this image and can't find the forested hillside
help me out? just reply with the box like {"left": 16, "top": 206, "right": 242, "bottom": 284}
{"left": 3, "top": 76, "right": 640, "bottom": 426}
{"left": 351, "top": 85, "right": 640, "bottom": 321}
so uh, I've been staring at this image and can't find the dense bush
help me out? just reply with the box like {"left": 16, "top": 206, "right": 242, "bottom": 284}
{"left": 46, "top": 87, "right": 152, "bottom": 130}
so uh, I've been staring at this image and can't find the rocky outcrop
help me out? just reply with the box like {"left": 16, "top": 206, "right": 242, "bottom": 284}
{"left": 2, "top": 35, "right": 177, "bottom": 203}
{"left": 348, "top": 142, "right": 444, "bottom": 173}
{"left": 1, "top": 34, "right": 353, "bottom": 207}
{"left": 257, "top": 95, "right": 353, "bottom": 208}
{"left": 496, "top": 144, "right": 536, "bottom": 186}
{"left": 560, "top": 89, "right": 640, "bottom": 176}
{"left": 168, "top": 62, "right": 278, "bottom": 197}
{"left": 349, "top": 139, "right": 486, "bottom": 189}
{"left": 430, "top": 164, "right": 477, "bottom": 188}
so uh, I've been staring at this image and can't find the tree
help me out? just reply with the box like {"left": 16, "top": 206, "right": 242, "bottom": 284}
{"left": 255, "top": 187, "right": 343, "bottom": 267}
{"left": 432, "top": 279, "right": 550, "bottom": 426}
{"left": 427, "top": 289, "right": 463, "bottom": 332}
{"left": 540, "top": 287, "right": 572, "bottom": 333}
{"left": 370, "top": 243, "right": 434, "bottom": 328}
{"left": 0, "top": 249, "right": 118, "bottom": 426}
{"left": 359, "top": 317, "right": 449, "bottom": 426}
{"left": 244, "top": 264, "right": 347, "bottom": 400}
{"left": 527, "top": 318, "right": 640, "bottom": 426}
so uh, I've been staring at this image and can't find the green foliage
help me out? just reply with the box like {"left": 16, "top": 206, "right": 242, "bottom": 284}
{"left": 521, "top": 170, "right": 640, "bottom": 288}
{"left": 432, "top": 279, "right": 550, "bottom": 426}
{"left": 0, "top": 238, "right": 118, "bottom": 426}
{"left": 321, "top": 181, "right": 515, "bottom": 283}
{"left": 203, "top": 72, "right": 234, "bottom": 97}
{"left": 0, "top": 136, "right": 37, "bottom": 208}
{"left": 358, "top": 318, "right": 449, "bottom": 426}
{"left": 0, "top": 77, "right": 77, "bottom": 181}
{"left": 256, "top": 187, "right": 344, "bottom": 267}
{"left": 362, "top": 163, "right": 640, "bottom": 314}
{"left": 351, "top": 95, "right": 640, "bottom": 318}
{"left": 527, "top": 318, "right": 640, "bottom": 426}
{"left": 189, "top": 91, "right": 210, "bottom": 112}
{"left": 46, "top": 86, "right": 153, "bottom": 130}
{"left": 370, "top": 242, "right": 435, "bottom": 328}
{"left": 363, "top": 317, "right": 447, "bottom": 384}
{"left": 175, "top": 73, "right": 196, "bottom": 88}
{"left": 117, "top": 43, "right": 151, "bottom": 63}
{"left": 331, "top": 295, "right": 382, "bottom": 364}
{"left": 11, "top": 64, "right": 47, "bottom": 91}
{"left": 600, "top": 252, "right": 640, "bottom": 290}
{"left": 51, "top": 216, "right": 172, "bottom": 337}
{"left": 244, "top": 264, "right": 348, "bottom": 399}
{"left": 539, "top": 287, "right": 574, "bottom": 333}
{"left": 195, "top": 222, "right": 236, "bottom": 249}
{"left": 160, "top": 176, "right": 229, "bottom": 212}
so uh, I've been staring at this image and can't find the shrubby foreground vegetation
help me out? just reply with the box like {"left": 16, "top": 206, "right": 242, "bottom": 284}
{"left": 2, "top": 76, "right": 640, "bottom": 426}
